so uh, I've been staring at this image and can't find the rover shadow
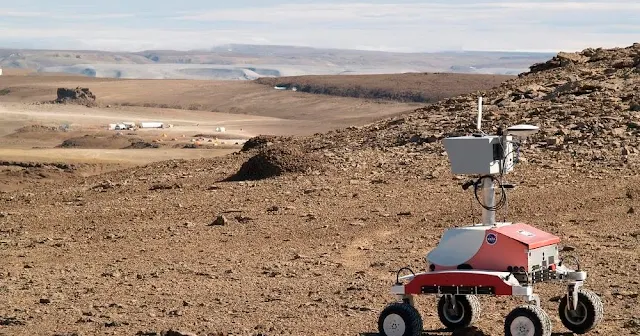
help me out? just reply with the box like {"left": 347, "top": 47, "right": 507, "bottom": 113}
{"left": 360, "top": 331, "right": 575, "bottom": 336}
{"left": 359, "top": 328, "right": 466, "bottom": 336}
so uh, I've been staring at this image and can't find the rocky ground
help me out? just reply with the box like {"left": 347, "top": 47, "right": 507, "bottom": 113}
{"left": 1, "top": 44, "right": 640, "bottom": 336}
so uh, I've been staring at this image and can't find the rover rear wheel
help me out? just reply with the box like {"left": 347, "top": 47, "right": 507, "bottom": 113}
{"left": 504, "top": 305, "right": 552, "bottom": 336}
{"left": 378, "top": 302, "right": 423, "bottom": 336}
{"left": 437, "top": 295, "right": 481, "bottom": 330}
{"left": 558, "top": 289, "right": 603, "bottom": 334}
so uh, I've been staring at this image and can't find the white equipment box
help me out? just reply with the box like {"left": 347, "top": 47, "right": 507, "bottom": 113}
{"left": 443, "top": 135, "right": 514, "bottom": 175}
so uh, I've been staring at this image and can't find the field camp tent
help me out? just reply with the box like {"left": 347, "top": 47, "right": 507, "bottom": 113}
{"left": 140, "top": 122, "right": 164, "bottom": 128}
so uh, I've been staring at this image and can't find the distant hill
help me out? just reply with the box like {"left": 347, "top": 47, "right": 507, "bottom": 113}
{"left": 0, "top": 44, "right": 556, "bottom": 80}
{"left": 255, "top": 72, "right": 514, "bottom": 103}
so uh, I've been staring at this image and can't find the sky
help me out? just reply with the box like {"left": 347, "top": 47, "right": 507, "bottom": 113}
{"left": 0, "top": 0, "right": 638, "bottom": 53}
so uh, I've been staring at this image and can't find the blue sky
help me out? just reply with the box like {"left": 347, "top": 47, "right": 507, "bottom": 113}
{"left": 0, "top": 0, "right": 638, "bottom": 52}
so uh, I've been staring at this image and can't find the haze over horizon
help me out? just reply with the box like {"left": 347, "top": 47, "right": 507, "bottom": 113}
{"left": 1, "top": 0, "right": 639, "bottom": 53}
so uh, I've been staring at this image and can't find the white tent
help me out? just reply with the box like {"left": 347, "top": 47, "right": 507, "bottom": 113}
{"left": 140, "top": 122, "right": 164, "bottom": 128}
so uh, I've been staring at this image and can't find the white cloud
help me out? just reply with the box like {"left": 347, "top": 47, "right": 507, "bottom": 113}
{"left": 490, "top": 1, "right": 640, "bottom": 10}
{"left": 1, "top": 1, "right": 639, "bottom": 52}
{"left": 0, "top": 9, "right": 134, "bottom": 20}
{"left": 175, "top": 2, "right": 640, "bottom": 23}
{"left": 0, "top": 10, "right": 46, "bottom": 17}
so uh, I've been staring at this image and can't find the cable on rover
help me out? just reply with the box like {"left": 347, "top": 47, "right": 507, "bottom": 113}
{"left": 473, "top": 175, "right": 507, "bottom": 211}
{"left": 559, "top": 255, "right": 581, "bottom": 271}
{"left": 395, "top": 267, "right": 416, "bottom": 285}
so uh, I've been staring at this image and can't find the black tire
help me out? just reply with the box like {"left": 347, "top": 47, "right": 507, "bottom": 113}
{"left": 504, "top": 305, "right": 552, "bottom": 336}
{"left": 558, "top": 289, "right": 603, "bottom": 334}
{"left": 378, "top": 302, "right": 423, "bottom": 336}
{"left": 437, "top": 295, "right": 481, "bottom": 330}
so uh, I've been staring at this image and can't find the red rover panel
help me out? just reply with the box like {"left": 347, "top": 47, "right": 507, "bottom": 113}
{"left": 402, "top": 270, "right": 530, "bottom": 296}
{"left": 492, "top": 223, "right": 561, "bottom": 249}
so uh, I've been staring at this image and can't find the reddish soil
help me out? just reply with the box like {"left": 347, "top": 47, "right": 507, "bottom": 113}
{"left": 2, "top": 44, "right": 640, "bottom": 336}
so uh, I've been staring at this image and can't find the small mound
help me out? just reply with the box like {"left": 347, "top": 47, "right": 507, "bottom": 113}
{"left": 241, "top": 135, "right": 283, "bottom": 152}
{"left": 58, "top": 135, "right": 133, "bottom": 149}
{"left": 230, "top": 145, "right": 321, "bottom": 180}
{"left": 191, "top": 133, "right": 246, "bottom": 140}
{"left": 14, "top": 124, "right": 60, "bottom": 133}
{"left": 126, "top": 140, "right": 160, "bottom": 149}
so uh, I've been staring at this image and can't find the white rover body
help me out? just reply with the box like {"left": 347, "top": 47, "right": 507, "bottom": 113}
{"left": 376, "top": 98, "right": 603, "bottom": 336}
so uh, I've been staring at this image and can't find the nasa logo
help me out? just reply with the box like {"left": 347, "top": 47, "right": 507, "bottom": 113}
{"left": 486, "top": 233, "right": 497, "bottom": 245}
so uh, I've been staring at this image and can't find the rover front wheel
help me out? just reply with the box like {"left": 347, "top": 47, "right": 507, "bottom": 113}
{"left": 437, "top": 295, "right": 481, "bottom": 330}
{"left": 558, "top": 289, "right": 603, "bottom": 334}
{"left": 504, "top": 305, "right": 552, "bottom": 336}
{"left": 377, "top": 302, "right": 423, "bottom": 336}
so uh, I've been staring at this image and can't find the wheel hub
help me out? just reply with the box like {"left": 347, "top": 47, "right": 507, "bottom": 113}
{"left": 510, "top": 316, "right": 535, "bottom": 336}
{"left": 564, "top": 301, "right": 588, "bottom": 325}
{"left": 383, "top": 313, "right": 406, "bottom": 336}
{"left": 443, "top": 302, "right": 465, "bottom": 324}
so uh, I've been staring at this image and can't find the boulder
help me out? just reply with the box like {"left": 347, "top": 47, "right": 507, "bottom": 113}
{"left": 55, "top": 87, "right": 96, "bottom": 104}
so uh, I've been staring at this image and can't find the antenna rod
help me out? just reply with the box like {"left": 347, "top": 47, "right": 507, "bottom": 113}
{"left": 477, "top": 96, "right": 483, "bottom": 131}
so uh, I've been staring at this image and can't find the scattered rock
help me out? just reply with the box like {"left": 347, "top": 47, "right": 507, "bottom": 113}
{"left": 137, "top": 332, "right": 159, "bottom": 336}
{"left": 0, "top": 316, "right": 25, "bottom": 326}
{"left": 39, "top": 298, "right": 51, "bottom": 304}
{"left": 149, "top": 183, "right": 182, "bottom": 191}
{"left": 162, "top": 330, "right": 198, "bottom": 336}
{"left": 561, "top": 245, "right": 576, "bottom": 252}
{"left": 91, "top": 180, "right": 118, "bottom": 190}
{"left": 104, "top": 321, "right": 122, "bottom": 327}
{"left": 210, "top": 215, "right": 228, "bottom": 226}
{"left": 234, "top": 215, "right": 253, "bottom": 223}
{"left": 625, "top": 318, "right": 640, "bottom": 329}
{"left": 293, "top": 253, "right": 309, "bottom": 260}
{"left": 546, "top": 136, "right": 563, "bottom": 146}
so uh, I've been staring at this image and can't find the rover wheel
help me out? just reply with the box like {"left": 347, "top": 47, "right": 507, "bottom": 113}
{"left": 504, "top": 305, "right": 552, "bottom": 336}
{"left": 437, "top": 295, "right": 481, "bottom": 330}
{"left": 377, "top": 302, "right": 423, "bottom": 336}
{"left": 558, "top": 289, "right": 603, "bottom": 334}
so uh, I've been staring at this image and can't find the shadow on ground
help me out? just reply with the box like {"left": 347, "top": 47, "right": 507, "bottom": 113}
{"left": 360, "top": 330, "right": 575, "bottom": 336}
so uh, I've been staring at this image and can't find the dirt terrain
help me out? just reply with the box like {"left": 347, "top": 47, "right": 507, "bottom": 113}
{"left": 1, "top": 44, "right": 640, "bottom": 336}
{"left": 0, "top": 75, "right": 418, "bottom": 126}
{"left": 0, "top": 71, "right": 509, "bottom": 191}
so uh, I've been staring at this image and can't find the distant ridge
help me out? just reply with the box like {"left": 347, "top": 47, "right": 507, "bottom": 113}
{"left": 0, "top": 43, "right": 556, "bottom": 80}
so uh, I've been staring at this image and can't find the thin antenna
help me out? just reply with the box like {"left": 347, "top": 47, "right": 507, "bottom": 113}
{"left": 476, "top": 96, "right": 483, "bottom": 131}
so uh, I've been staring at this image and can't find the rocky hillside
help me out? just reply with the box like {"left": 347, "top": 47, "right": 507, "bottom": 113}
{"left": 239, "top": 43, "right": 640, "bottom": 180}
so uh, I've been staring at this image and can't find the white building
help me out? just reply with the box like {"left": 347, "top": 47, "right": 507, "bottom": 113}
{"left": 140, "top": 122, "right": 164, "bottom": 128}
{"left": 0, "top": 68, "right": 3, "bottom": 76}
